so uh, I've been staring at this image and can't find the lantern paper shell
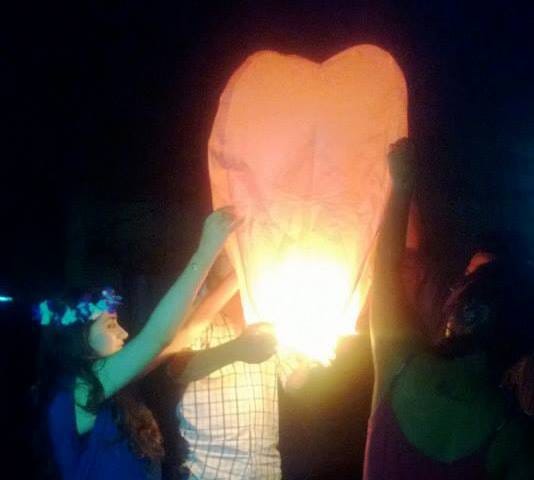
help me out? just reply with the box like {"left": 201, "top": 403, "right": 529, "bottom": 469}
{"left": 208, "top": 45, "right": 407, "bottom": 362}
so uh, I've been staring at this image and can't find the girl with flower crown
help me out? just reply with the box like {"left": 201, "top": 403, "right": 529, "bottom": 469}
{"left": 33, "top": 207, "right": 241, "bottom": 480}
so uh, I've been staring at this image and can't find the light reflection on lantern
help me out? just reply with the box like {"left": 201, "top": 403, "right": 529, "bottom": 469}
{"left": 209, "top": 45, "right": 407, "bottom": 363}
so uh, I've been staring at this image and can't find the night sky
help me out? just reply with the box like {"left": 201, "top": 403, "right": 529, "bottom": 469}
{"left": 3, "top": 1, "right": 534, "bottom": 478}
{"left": 4, "top": 1, "right": 534, "bottom": 297}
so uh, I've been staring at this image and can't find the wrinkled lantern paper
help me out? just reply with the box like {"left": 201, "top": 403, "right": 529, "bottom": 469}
{"left": 208, "top": 45, "right": 407, "bottom": 363}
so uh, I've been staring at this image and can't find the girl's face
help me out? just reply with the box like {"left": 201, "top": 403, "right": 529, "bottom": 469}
{"left": 440, "top": 275, "right": 493, "bottom": 351}
{"left": 88, "top": 312, "right": 128, "bottom": 357}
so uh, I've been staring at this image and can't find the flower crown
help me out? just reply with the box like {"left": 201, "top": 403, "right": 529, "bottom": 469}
{"left": 37, "top": 288, "right": 122, "bottom": 327}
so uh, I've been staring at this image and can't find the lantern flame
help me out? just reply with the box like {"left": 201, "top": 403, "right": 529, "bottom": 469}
{"left": 249, "top": 250, "right": 361, "bottom": 364}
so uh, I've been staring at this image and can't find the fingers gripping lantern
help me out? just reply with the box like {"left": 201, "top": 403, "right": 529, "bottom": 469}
{"left": 208, "top": 45, "right": 408, "bottom": 363}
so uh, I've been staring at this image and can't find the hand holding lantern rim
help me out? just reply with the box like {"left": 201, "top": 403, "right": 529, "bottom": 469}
{"left": 232, "top": 322, "right": 277, "bottom": 364}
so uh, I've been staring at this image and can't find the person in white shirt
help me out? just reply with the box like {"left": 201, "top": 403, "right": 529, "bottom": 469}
{"left": 167, "top": 255, "right": 310, "bottom": 480}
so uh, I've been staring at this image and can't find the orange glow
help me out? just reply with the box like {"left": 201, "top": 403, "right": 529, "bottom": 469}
{"left": 208, "top": 45, "right": 407, "bottom": 363}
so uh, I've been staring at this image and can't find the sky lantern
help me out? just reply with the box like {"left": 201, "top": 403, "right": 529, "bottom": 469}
{"left": 208, "top": 45, "right": 407, "bottom": 363}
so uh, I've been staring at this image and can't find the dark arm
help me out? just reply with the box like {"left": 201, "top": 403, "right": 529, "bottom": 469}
{"left": 167, "top": 324, "right": 277, "bottom": 384}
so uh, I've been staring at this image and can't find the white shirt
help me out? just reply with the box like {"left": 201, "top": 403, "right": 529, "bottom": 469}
{"left": 176, "top": 313, "right": 299, "bottom": 480}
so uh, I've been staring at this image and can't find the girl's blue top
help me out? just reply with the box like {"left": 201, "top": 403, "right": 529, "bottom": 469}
{"left": 47, "top": 387, "right": 160, "bottom": 480}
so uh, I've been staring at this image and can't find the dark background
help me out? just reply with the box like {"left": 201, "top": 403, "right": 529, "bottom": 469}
{"left": 3, "top": 1, "right": 534, "bottom": 478}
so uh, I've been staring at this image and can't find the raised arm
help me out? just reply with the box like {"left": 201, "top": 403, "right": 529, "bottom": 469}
{"left": 370, "top": 138, "right": 418, "bottom": 410}
{"left": 91, "top": 207, "right": 241, "bottom": 399}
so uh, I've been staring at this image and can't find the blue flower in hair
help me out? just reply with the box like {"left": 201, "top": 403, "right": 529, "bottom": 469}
{"left": 101, "top": 288, "right": 122, "bottom": 313}
{"left": 37, "top": 287, "right": 122, "bottom": 327}
{"left": 76, "top": 300, "right": 92, "bottom": 318}
{"left": 39, "top": 301, "right": 53, "bottom": 326}
{"left": 61, "top": 307, "right": 78, "bottom": 326}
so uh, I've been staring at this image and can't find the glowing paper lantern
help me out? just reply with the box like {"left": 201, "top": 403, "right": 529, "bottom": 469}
{"left": 208, "top": 45, "right": 407, "bottom": 363}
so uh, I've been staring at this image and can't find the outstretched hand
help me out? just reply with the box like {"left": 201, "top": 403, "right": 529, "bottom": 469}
{"left": 233, "top": 323, "right": 277, "bottom": 364}
{"left": 388, "top": 137, "right": 415, "bottom": 192}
